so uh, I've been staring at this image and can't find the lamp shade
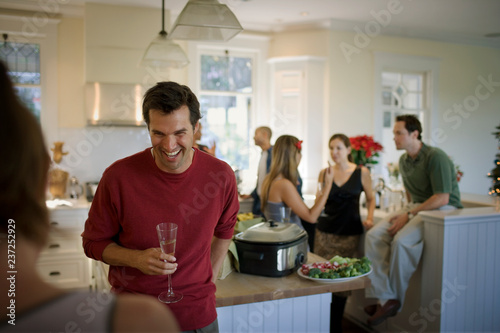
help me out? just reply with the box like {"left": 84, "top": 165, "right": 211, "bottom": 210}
{"left": 140, "top": 32, "right": 189, "bottom": 69}
{"left": 169, "top": 0, "right": 243, "bottom": 41}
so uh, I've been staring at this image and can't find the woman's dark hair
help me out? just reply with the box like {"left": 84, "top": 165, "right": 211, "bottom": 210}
{"left": 0, "top": 60, "right": 50, "bottom": 247}
{"left": 396, "top": 114, "right": 422, "bottom": 140}
{"left": 329, "top": 133, "right": 353, "bottom": 162}
{"left": 142, "top": 81, "right": 201, "bottom": 128}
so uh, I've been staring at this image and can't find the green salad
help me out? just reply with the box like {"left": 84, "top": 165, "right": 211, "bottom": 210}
{"left": 301, "top": 255, "right": 372, "bottom": 279}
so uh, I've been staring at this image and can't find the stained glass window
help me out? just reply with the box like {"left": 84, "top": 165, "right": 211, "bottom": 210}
{"left": 0, "top": 39, "right": 41, "bottom": 121}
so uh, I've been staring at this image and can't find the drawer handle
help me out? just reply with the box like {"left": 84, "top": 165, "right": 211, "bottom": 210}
{"left": 49, "top": 243, "right": 60, "bottom": 249}
{"left": 49, "top": 271, "right": 61, "bottom": 276}
{"left": 50, "top": 221, "right": 59, "bottom": 226}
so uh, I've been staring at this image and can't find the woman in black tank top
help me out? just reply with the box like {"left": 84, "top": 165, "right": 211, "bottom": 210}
{"left": 314, "top": 134, "right": 376, "bottom": 332}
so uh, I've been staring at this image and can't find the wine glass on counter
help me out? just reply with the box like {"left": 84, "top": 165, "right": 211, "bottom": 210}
{"left": 156, "top": 222, "right": 183, "bottom": 303}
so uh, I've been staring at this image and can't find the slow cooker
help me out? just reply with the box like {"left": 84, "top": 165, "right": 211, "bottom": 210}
{"left": 234, "top": 220, "right": 308, "bottom": 277}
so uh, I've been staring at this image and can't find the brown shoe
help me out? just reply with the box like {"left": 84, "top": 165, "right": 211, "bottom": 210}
{"left": 367, "top": 299, "right": 401, "bottom": 326}
{"left": 364, "top": 303, "right": 381, "bottom": 316}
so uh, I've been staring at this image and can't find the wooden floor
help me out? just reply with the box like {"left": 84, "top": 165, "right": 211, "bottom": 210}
{"left": 342, "top": 318, "right": 372, "bottom": 333}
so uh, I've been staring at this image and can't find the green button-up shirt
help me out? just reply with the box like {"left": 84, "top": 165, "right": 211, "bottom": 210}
{"left": 399, "top": 143, "right": 462, "bottom": 208}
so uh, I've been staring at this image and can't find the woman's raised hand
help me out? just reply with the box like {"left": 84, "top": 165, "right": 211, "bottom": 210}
{"left": 323, "top": 164, "right": 334, "bottom": 190}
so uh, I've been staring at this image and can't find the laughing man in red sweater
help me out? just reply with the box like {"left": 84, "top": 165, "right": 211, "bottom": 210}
{"left": 82, "top": 82, "right": 239, "bottom": 332}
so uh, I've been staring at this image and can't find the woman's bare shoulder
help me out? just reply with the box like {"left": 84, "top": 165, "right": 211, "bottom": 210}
{"left": 113, "top": 294, "right": 179, "bottom": 333}
{"left": 360, "top": 165, "right": 371, "bottom": 175}
{"left": 273, "top": 178, "right": 295, "bottom": 189}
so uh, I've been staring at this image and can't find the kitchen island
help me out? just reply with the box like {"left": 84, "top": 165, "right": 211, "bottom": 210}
{"left": 215, "top": 252, "right": 370, "bottom": 332}
{"left": 347, "top": 194, "right": 500, "bottom": 332}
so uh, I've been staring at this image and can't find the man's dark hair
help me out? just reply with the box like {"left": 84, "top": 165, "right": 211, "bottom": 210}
{"left": 396, "top": 114, "right": 422, "bottom": 140}
{"left": 142, "top": 81, "right": 201, "bottom": 128}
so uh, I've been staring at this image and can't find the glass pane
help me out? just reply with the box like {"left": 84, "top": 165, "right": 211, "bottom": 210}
{"left": 199, "top": 94, "right": 251, "bottom": 169}
{"left": 383, "top": 111, "right": 392, "bottom": 128}
{"left": 0, "top": 41, "right": 40, "bottom": 84}
{"left": 403, "top": 93, "right": 422, "bottom": 109}
{"left": 382, "top": 72, "right": 400, "bottom": 88}
{"left": 382, "top": 90, "right": 392, "bottom": 105}
{"left": 402, "top": 74, "right": 422, "bottom": 91}
{"left": 392, "top": 91, "right": 401, "bottom": 108}
{"left": 200, "top": 54, "right": 252, "bottom": 92}
{"left": 14, "top": 86, "right": 41, "bottom": 122}
{"left": 394, "top": 85, "right": 406, "bottom": 98}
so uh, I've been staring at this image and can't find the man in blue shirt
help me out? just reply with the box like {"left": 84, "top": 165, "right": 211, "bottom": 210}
{"left": 241, "top": 126, "right": 273, "bottom": 216}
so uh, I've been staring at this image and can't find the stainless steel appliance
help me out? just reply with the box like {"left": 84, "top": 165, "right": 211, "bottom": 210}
{"left": 234, "top": 220, "right": 308, "bottom": 277}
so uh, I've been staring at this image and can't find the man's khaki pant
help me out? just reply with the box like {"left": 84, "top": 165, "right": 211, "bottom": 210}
{"left": 365, "top": 203, "right": 455, "bottom": 305}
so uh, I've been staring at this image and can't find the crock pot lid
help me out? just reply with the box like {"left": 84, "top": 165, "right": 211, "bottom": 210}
{"left": 234, "top": 221, "right": 307, "bottom": 243}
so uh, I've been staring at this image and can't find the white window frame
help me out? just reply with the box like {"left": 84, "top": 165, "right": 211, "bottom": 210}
{"left": 0, "top": 13, "right": 59, "bottom": 146}
{"left": 373, "top": 52, "right": 440, "bottom": 174}
{"left": 186, "top": 35, "right": 270, "bottom": 193}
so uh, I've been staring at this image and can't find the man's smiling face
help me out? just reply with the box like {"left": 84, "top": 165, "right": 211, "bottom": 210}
{"left": 149, "top": 106, "right": 198, "bottom": 174}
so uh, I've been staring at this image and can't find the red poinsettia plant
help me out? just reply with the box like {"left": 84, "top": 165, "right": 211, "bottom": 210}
{"left": 349, "top": 135, "right": 384, "bottom": 166}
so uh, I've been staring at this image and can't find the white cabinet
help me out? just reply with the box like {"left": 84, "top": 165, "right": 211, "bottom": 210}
{"left": 217, "top": 294, "right": 332, "bottom": 333}
{"left": 37, "top": 206, "right": 92, "bottom": 290}
{"left": 93, "top": 260, "right": 112, "bottom": 292}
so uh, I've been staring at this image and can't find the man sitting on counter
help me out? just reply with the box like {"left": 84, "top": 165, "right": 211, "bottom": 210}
{"left": 364, "top": 114, "right": 462, "bottom": 326}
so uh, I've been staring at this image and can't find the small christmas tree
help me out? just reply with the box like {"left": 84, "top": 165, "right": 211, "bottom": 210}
{"left": 487, "top": 124, "right": 500, "bottom": 196}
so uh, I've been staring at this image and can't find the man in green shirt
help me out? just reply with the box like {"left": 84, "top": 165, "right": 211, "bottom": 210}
{"left": 364, "top": 114, "right": 462, "bottom": 326}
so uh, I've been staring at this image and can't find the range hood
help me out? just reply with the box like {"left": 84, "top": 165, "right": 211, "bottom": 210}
{"left": 85, "top": 82, "right": 151, "bottom": 126}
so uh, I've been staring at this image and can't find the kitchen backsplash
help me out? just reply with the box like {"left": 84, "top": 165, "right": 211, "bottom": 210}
{"left": 55, "top": 126, "right": 151, "bottom": 184}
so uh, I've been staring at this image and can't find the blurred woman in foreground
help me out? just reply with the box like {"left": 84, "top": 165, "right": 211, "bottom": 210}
{"left": 0, "top": 60, "right": 179, "bottom": 332}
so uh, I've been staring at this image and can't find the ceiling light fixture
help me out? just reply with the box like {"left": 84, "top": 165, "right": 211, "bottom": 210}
{"left": 169, "top": 0, "right": 243, "bottom": 41}
{"left": 139, "top": 0, "right": 189, "bottom": 69}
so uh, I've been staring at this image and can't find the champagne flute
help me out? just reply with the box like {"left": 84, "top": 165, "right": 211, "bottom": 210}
{"left": 279, "top": 206, "right": 291, "bottom": 223}
{"left": 156, "top": 222, "right": 183, "bottom": 303}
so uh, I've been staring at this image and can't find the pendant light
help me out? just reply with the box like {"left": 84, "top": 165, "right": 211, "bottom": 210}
{"left": 169, "top": 0, "right": 243, "bottom": 41}
{"left": 140, "top": 0, "right": 189, "bottom": 69}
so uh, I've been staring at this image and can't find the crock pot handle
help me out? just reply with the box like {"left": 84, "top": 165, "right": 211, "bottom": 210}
{"left": 242, "top": 251, "right": 264, "bottom": 261}
{"left": 296, "top": 252, "right": 306, "bottom": 267}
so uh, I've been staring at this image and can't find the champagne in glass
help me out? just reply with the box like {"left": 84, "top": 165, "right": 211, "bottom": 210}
{"left": 280, "top": 206, "right": 291, "bottom": 223}
{"left": 156, "top": 222, "right": 183, "bottom": 303}
{"left": 160, "top": 239, "right": 176, "bottom": 256}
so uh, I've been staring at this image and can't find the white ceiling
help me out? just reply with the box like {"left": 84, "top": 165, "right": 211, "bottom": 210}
{"left": 1, "top": 0, "right": 500, "bottom": 48}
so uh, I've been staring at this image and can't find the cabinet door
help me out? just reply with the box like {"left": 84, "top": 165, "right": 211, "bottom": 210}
{"left": 49, "top": 208, "right": 88, "bottom": 231}
{"left": 40, "top": 206, "right": 92, "bottom": 290}
{"left": 37, "top": 256, "right": 92, "bottom": 289}
{"left": 41, "top": 235, "right": 83, "bottom": 256}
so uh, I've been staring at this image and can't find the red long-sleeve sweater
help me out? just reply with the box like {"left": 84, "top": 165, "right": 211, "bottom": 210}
{"left": 82, "top": 148, "right": 239, "bottom": 330}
